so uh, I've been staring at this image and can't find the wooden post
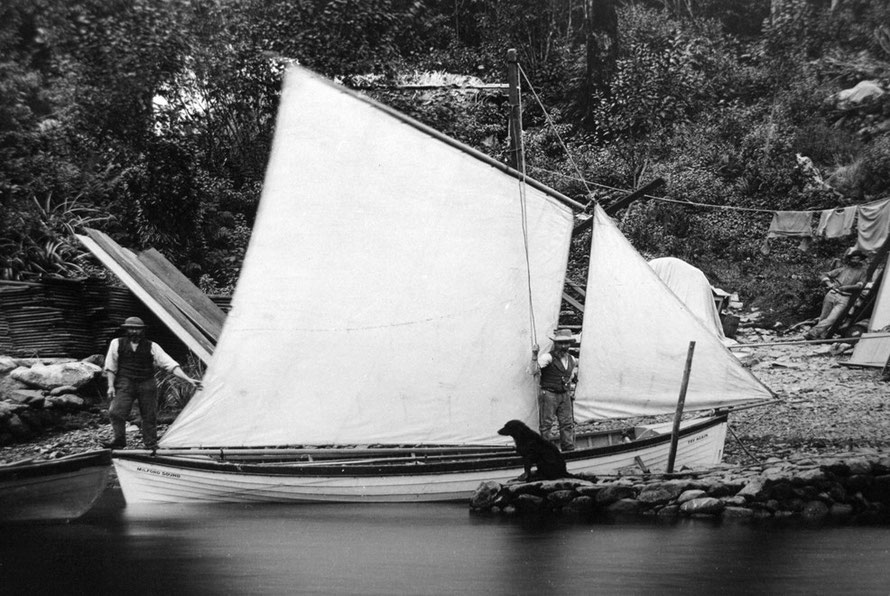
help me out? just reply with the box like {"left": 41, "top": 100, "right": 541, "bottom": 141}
{"left": 506, "top": 49, "right": 523, "bottom": 172}
{"left": 666, "top": 341, "right": 696, "bottom": 473}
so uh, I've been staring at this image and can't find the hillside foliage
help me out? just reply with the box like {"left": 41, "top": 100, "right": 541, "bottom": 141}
{"left": 1, "top": 0, "right": 889, "bottom": 321}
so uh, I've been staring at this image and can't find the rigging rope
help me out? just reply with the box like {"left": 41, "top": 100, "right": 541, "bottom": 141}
{"left": 519, "top": 65, "right": 594, "bottom": 201}
{"left": 514, "top": 72, "right": 538, "bottom": 350}
{"left": 529, "top": 160, "right": 890, "bottom": 214}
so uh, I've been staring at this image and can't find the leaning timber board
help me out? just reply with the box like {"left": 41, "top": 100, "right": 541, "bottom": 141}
{"left": 846, "top": 333, "right": 890, "bottom": 368}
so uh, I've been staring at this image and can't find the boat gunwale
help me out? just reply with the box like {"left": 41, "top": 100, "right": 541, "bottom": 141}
{"left": 113, "top": 415, "right": 727, "bottom": 477}
{"left": 0, "top": 450, "right": 112, "bottom": 482}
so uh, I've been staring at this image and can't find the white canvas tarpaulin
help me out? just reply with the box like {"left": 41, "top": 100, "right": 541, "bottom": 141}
{"left": 867, "top": 251, "right": 890, "bottom": 332}
{"left": 847, "top": 251, "right": 890, "bottom": 367}
{"left": 649, "top": 257, "right": 725, "bottom": 340}
{"left": 161, "top": 66, "right": 574, "bottom": 447}
{"left": 573, "top": 206, "right": 773, "bottom": 420}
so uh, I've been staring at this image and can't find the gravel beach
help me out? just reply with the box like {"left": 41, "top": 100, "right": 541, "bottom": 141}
{"left": 724, "top": 331, "right": 889, "bottom": 464}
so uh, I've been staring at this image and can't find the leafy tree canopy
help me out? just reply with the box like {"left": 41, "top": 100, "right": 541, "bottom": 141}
{"left": 1, "top": 0, "right": 888, "bottom": 323}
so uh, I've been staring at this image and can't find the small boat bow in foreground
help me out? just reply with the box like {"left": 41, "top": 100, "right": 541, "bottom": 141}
{"left": 0, "top": 449, "right": 111, "bottom": 523}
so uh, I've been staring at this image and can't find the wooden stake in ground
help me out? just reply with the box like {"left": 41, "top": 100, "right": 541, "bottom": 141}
{"left": 667, "top": 341, "right": 696, "bottom": 474}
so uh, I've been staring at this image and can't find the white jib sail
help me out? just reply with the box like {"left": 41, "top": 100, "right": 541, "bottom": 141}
{"left": 160, "top": 66, "right": 574, "bottom": 448}
{"left": 648, "top": 256, "right": 725, "bottom": 340}
{"left": 573, "top": 205, "right": 773, "bottom": 420}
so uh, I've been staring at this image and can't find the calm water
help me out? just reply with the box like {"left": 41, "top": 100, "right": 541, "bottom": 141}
{"left": 2, "top": 490, "right": 890, "bottom": 595}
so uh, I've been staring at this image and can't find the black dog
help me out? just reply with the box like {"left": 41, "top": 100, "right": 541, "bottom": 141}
{"left": 497, "top": 419, "right": 570, "bottom": 480}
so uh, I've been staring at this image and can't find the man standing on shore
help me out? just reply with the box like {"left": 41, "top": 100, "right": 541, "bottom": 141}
{"left": 101, "top": 316, "right": 201, "bottom": 449}
{"left": 531, "top": 328, "right": 577, "bottom": 452}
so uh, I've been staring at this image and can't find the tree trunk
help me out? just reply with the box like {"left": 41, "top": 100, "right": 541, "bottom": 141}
{"left": 582, "top": 0, "right": 618, "bottom": 128}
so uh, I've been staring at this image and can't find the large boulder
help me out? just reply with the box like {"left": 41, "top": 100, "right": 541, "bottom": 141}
{"left": 736, "top": 477, "right": 768, "bottom": 500}
{"left": 0, "top": 374, "right": 31, "bottom": 401}
{"left": 606, "top": 498, "right": 642, "bottom": 515}
{"left": 596, "top": 484, "right": 637, "bottom": 506}
{"left": 722, "top": 506, "right": 754, "bottom": 520}
{"left": 5, "top": 413, "right": 32, "bottom": 439}
{"left": 830, "top": 80, "right": 885, "bottom": 110}
{"left": 678, "top": 489, "right": 707, "bottom": 504}
{"left": 0, "top": 401, "right": 28, "bottom": 422}
{"left": 864, "top": 475, "right": 890, "bottom": 504}
{"left": 680, "top": 497, "right": 725, "bottom": 516}
{"left": 82, "top": 354, "right": 104, "bottom": 367}
{"left": 470, "top": 481, "right": 502, "bottom": 510}
{"left": 0, "top": 355, "right": 18, "bottom": 374}
{"left": 49, "top": 385, "right": 79, "bottom": 397}
{"left": 638, "top": 482, "right": 685, "bottom": 505}
{"left": 10, "top": 361, "right": 101, "bottom": 391}
{"left": 5, "top": 388, "right": 45, "bottom": 406}
{"left": 513, "top": 494, "right": 545, "bottom": 513}
{"left": 45, "top": 394, "right": 85, "bottom": 410}
{"left": 546, "top": 490, "right": 578, "bottom": 507}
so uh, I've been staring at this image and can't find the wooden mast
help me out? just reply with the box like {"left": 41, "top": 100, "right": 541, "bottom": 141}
{"left": 506, "top": 48, "right": 524, "bottom": 173}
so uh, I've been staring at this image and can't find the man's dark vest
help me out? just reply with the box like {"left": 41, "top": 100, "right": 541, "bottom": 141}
{"left": 117, "top": 339, "right": 155, "bottom": 381}
{"left": 540, "top": 353, "right": 575, "bottom": 393}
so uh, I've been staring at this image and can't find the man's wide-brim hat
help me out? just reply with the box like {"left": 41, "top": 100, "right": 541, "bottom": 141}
{"left": 121, "top": 316, "right": 146, "bottom": 328}
{"left": 550, "top": 328, "right": 575, "bottom": 343}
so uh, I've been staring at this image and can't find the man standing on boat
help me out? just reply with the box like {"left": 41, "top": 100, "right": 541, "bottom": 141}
{"left": 101, "top": 316, "right": 202, "bottom": 449}
{"left": 531, "top": 328, "right": 577, "bottom": 452}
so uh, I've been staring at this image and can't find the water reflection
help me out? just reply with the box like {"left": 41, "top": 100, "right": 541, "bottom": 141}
{"left": 2, "top": 490, "right": 890, "bottom": 595}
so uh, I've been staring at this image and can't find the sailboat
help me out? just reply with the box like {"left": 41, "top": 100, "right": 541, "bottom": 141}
{"left": 109, "top": 65, "right": 773, "bottom": 503}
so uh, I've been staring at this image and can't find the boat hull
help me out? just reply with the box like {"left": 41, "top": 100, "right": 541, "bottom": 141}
{"left": 0, "top": 450, "right": 112, "bottom": 523}
{"left": 113, "top": 416, "right": 728, "bottom": 504}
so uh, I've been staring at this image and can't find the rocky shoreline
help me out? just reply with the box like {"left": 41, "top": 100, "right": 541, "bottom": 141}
{"left": 0, "top": 355, "right": 107, "bottom": 449}
{"left": 470, "top": 451, "right": 890, "bottom": 524}
{"left": 0, "top": 354, "right": 172, "bottom": 463}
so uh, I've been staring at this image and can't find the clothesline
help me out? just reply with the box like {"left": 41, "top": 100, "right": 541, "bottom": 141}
{"left": 527, "top": 164, "right": 889, "bottom": 215}
{"left": 529, "top": 164, "right": 782, "bottom": 212}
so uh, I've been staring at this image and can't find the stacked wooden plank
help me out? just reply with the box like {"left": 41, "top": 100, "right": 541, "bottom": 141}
{"left": 2, "top": 233, "right": 230, "bottom": 363}
{"left": 77, "top": 230, "right": 226, "bottom": 365}
{"left": 139, "top": 248, "right": 226, "bottom": 336}
{"left": 0, "top": 317, "right": 11, "bottom": 354}
{"left": 0, "top": 282, "right": 24, "bottom": 354}
{"left": 88, "top": 282, "right": 198, "bottom": 366}
{"left": 209, "top": 295, "right": 232, "bottom": 313}
{"left": 86, "top": 282, "right": 189, "bottom": 363}
{"left": 0, "top": 278, "right": 197, "bottom": 363}
{"left": 0, "top": 279, "right": 92, "bottom": 357}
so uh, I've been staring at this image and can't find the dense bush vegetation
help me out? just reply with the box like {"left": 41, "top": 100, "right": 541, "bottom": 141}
{"left": 1, "top": 0, "right": 888, "bottom": 322}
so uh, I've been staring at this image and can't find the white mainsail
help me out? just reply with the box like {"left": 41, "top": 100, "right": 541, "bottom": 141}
{"left": 573, "top": 205, "right": 774, "bottom": 420}
{"left": 160, "top": 66, "right": 574, "bottom": 448}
